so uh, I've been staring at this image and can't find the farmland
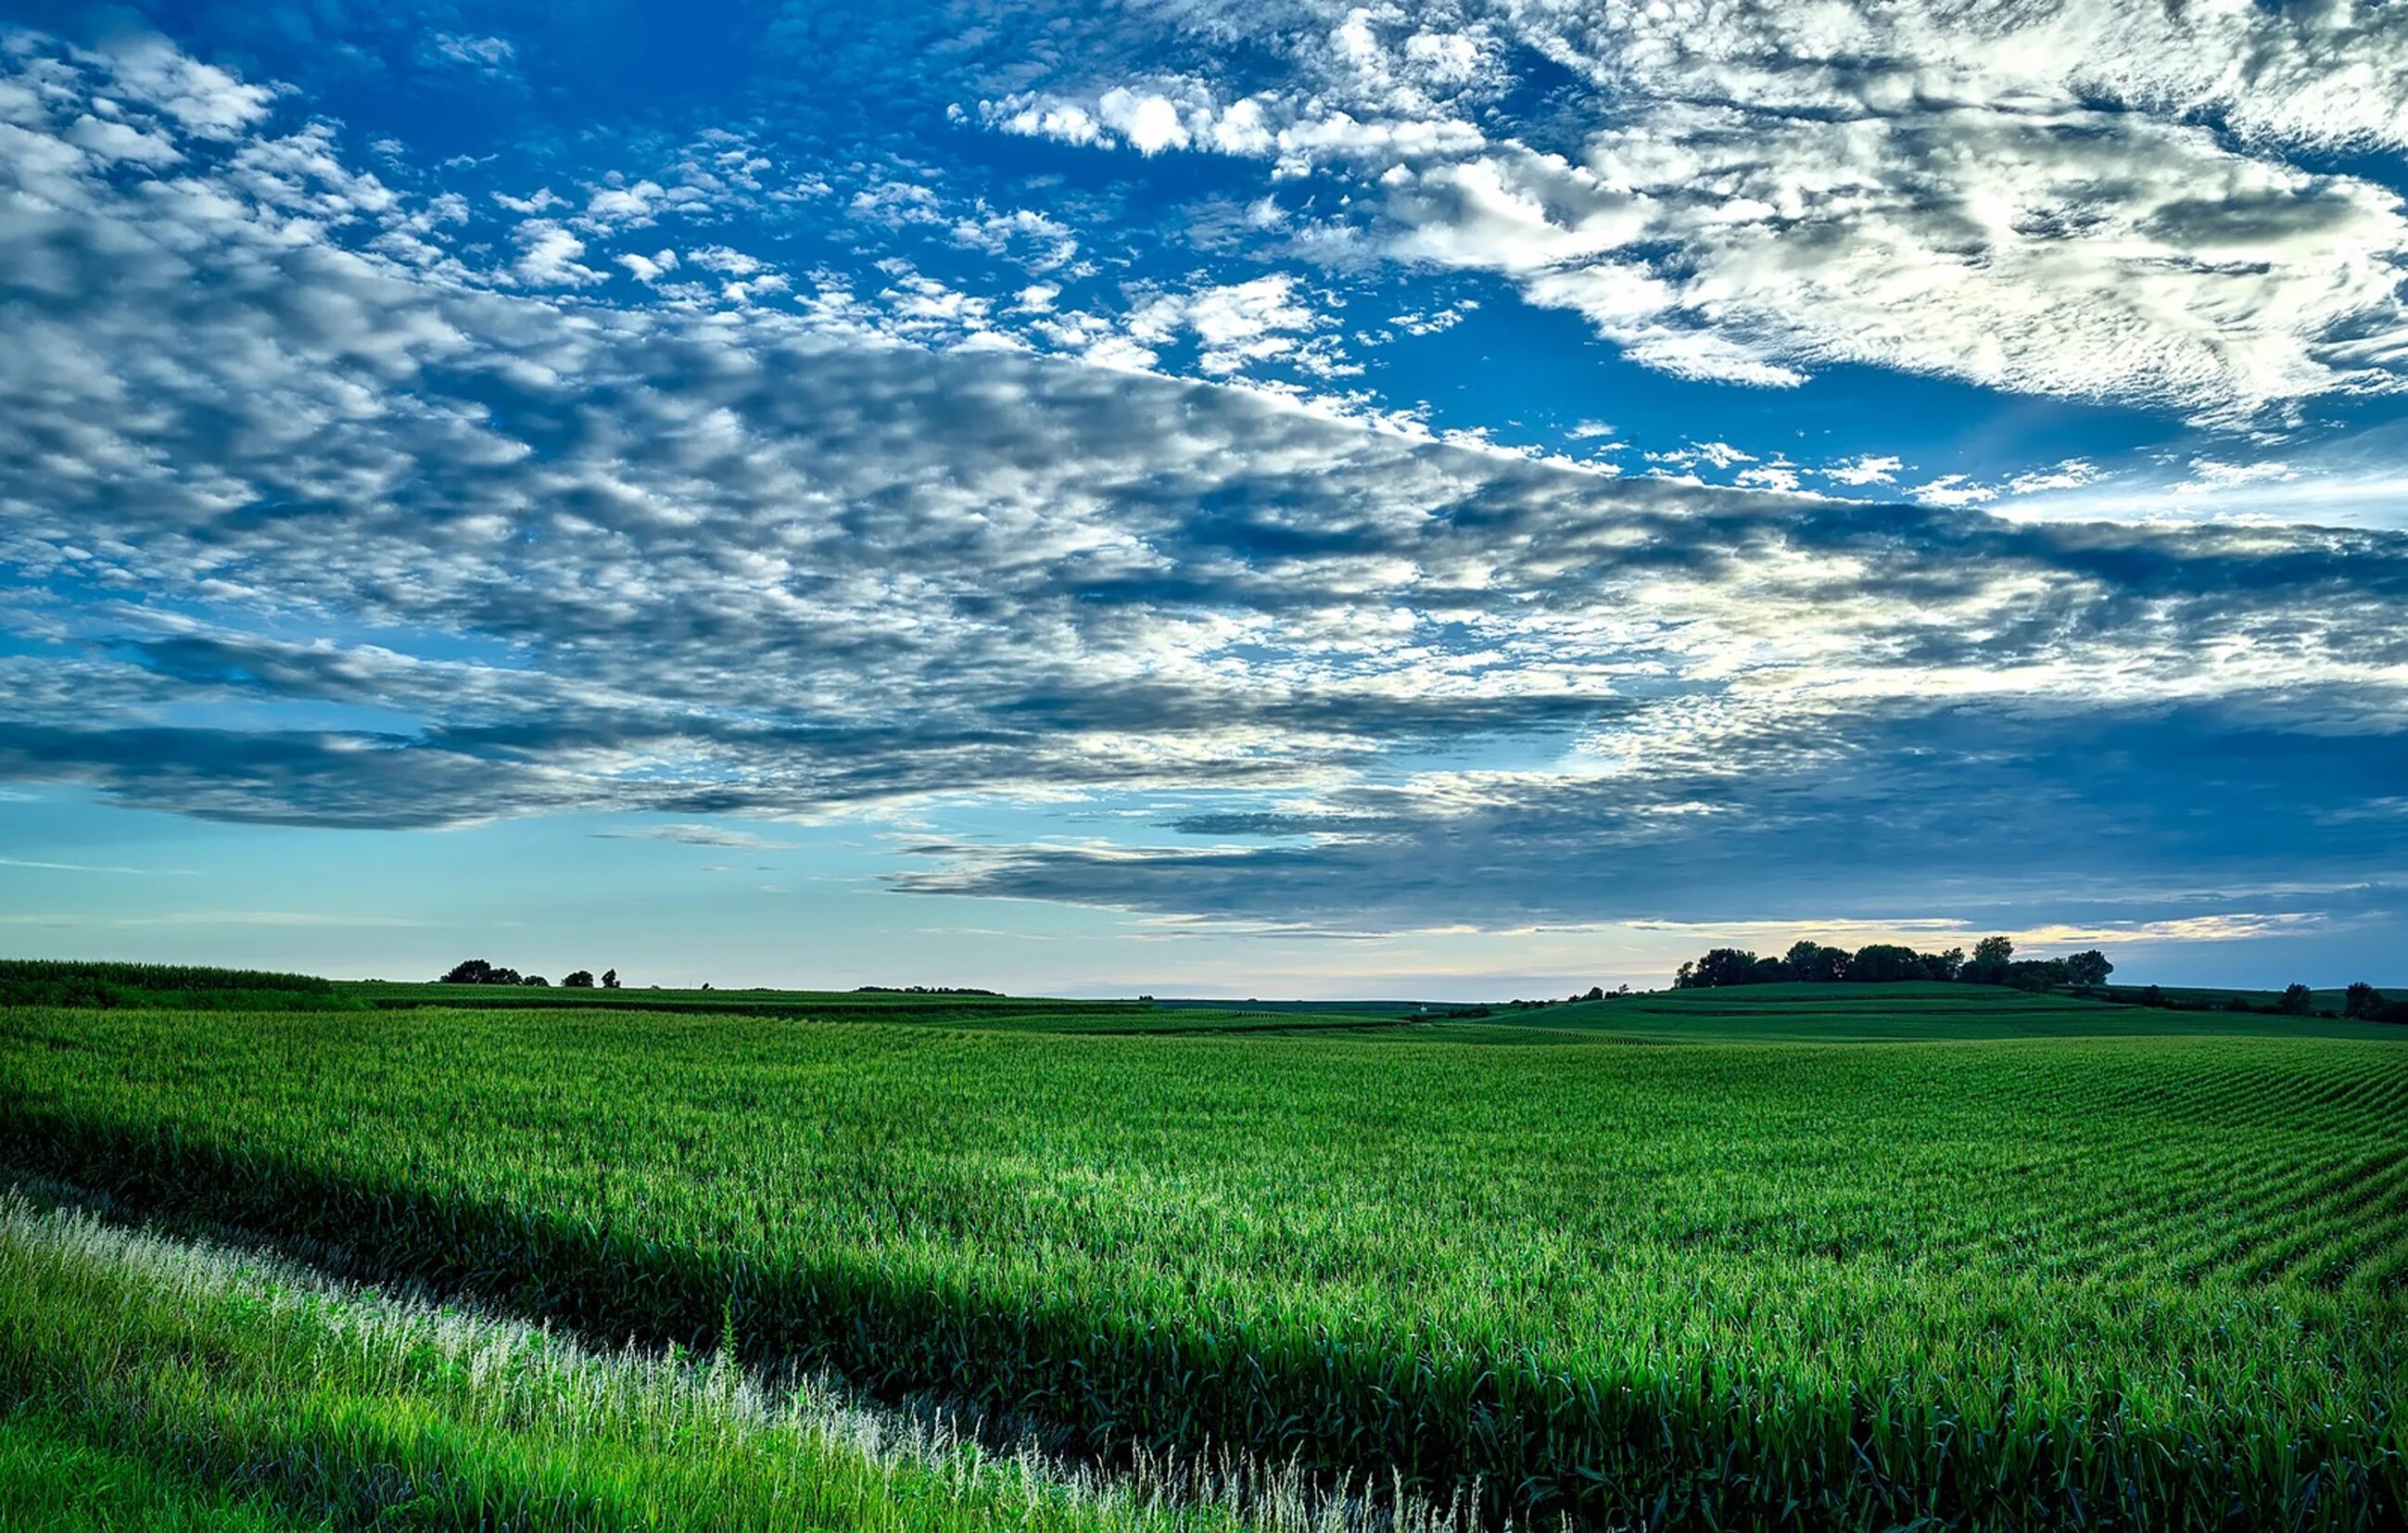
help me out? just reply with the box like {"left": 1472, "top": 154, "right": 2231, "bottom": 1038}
{"left": 1415, "top": 982, "right": 2408, "bottom": 1044}
{"left": 335, "top": 983, "right": 1408, "bottom": 1035}
{"left": 0, "top": 1189, "right": 1368, "bottom": 1533}
{"left": 3, "top": 982, "right": 2404, "bottom": 1530}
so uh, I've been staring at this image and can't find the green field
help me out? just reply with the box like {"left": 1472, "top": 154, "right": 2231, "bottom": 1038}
{"left": 339, "top": 981, "right": 1167, "bottom": 1024}
{"left": 339, "top": 980, "right": 1433, "bottom": 1034}
{"left": 2, "top": 982, "right": 2403, "bottom": 1530}
{"left": 0, "top": 1191, "right": 1328, "bottom": 1533}
{"left": 1415, "top": 982, "right": 2407, "bottom": 1043}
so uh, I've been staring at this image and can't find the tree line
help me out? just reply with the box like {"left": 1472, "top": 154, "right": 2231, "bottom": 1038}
{"left": 1675, "top": 936, "right": 2112, "bottom": 991}
{"left": 440, "top": 958, "right": 618, "bottom": 990}
{"left": 2342, "top": 982, "right": 2408, "bottom": 1022}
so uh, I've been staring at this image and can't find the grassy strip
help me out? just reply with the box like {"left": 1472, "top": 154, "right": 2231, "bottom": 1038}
{"left": 0, "top": 1193, "right": 1440, "bottom": 1533}
{"left": 0, "top": 1406, "right": 323, "bottom": 1531}
{"left": 0, "top": 960, "right": 333, "bottom": 994}
{"left": 5, "top": 1007, "right": 2403, "bottom": 1528}
{"left": 0, "top": 960, "right": 357, "bottom": 1013}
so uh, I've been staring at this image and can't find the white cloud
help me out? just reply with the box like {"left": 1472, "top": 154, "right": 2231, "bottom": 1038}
{"left": 1913, "top": 475, "right": 1999, "bottom": 507}
{"left": 616, "top": 248, "right": 678, "bottom": 284}
{"left": 977, "top": 2, "right": 2408, "bottom": 423}
{"left": 1128, "top": 273, "right": 1327, "bottom": 375}
{"left": 66, "top": 114, "right": 181, "bottom": 166}
{"left": 511, "top": 220, "right": 605, "bottom": 286}
{"left": 597, "top": 823, "right": 798, "bottom": 850}
{"left": 687, "top": 245, "right": 765, "bottom": 275}
{"left": 82, "top": 33, "right": 274, "bottom": 138}
{"left": 1733, "top": 462, "right": 1801, "bottom": 493}
{"left": 950, "top": 207, "right": 1079, "bottom": 271}
{"left": 848, "top": 179, "right": 944, "bottom": 230}
{"left": 1389, "top": 104, "right": 2408, "bottom": 417}
{"left": 429, "top": 33, "right": 519, "bottom": 78}
{"left": 1096, "top": 87, "right": 1192, "bottom": 155}
{"left": 2176, "top": 459, "right": 2298, "bottom": 492}
{"left": 495, "top": 187, "right": 565, "bottom": 215}
{"left": 1824, "top": 454, "right": 1903, "bottom": 488}
{"left": 2007, "top": 460, "right": 2103, "bottom": 496}
{"left": 584, "top": 179, "right": 665, "bottom": 228}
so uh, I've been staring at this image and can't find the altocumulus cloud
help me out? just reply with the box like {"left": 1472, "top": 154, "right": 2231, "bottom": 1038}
{"left": 984, "top": 0, "right": 2408, "bottom": 423}
{"left": 3, "top": 30, "right": 2407, "bottom": 933}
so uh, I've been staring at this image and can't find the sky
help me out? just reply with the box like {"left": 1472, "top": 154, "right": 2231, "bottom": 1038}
{"left": 4, "top": 0, "right": 2408, "bottom": 997}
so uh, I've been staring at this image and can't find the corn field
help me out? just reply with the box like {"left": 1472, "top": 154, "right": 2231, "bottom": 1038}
{"left": 0, "top": 1190, "right": 1434, "bottom": 1533}
{"left": 2, "top": 1002, "right": 2403, "bottom": 1528}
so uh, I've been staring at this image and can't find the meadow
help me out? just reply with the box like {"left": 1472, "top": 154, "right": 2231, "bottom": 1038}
{"left": 2, "top": 982, "right": 2403, "bottom": 1529}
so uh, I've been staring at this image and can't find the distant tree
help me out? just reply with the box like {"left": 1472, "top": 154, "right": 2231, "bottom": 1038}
{"left": 2345, "top": 982, "right": 2386, "bottom": 1020}
{"left": 1919, "top": 947, "right": 1965, "bottom": 982}
{"left": 2278, "top": 982, "right": 2315, "bottom": 1016}
{"left": 563, "top": 970, "right": 595, "bottom": 988}
{"left": 2065, "top": 950, "right": 2114, "bottom": 987}
{"left": 491, "top": 967, "right": 522, "bottom": 986}
{"left": 1784, "top": 941, "right": 1851, "bottom": 983}
{"left": 1842, "top": 944, "right": 1916, "bottom": 983}
{"left": 441, "top": 958, "right": 497, "bottom": 984}
{"left": 1676, "top": 948, "right": 1768, "bottom": 989}
{"left": 2224, "top": 995, "right": 2255, "bottom": 1013}
{"left": 1960, "top": 936, "right": 2016, "bottom": 985}
{"left": 601, "top": 969, "right": 620, "bottom": 989}
{"left": 2004, "top": 957, "right": 2070, "bottom": 993}
{"left": 1581, "top": 985, "right": 1606, "bottom": 1002}
{"left": 521, "top": 974, "right": 549, "bottom": 987}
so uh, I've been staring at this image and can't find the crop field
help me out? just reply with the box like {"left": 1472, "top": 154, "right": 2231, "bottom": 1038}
{"left": 0, "top": 1190, "right": 1367, "bottom": 1533}
{"left": 345, "top": 982, "right": 1420, "bottom": 1034}
{"left": 2, "top": 987, "right": 2404, "bottom": 1530}
{"left": 339, "top": 982, "right": 1172, "bottom": 1025}
{"left": 1417, "top": 982, "right": 2406, "bottom": 1044}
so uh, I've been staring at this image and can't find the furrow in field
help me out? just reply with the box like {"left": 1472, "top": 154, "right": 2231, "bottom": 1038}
{"left": 2250, "top": 1149, "right": 2408, "bottom": 1288}
{"left": 2142, "top": 1149, "right": 2400, "bottom": 1286}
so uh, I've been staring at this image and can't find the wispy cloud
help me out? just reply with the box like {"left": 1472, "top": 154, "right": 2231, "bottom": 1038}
{"left": 598, "top": 824, "right": 800, "bottom": 851}
{"left": 0, "top": 856, "right": 196, "bottom": 877}
{"left": 0, "top": 911, "right": 446, "bottom": 928}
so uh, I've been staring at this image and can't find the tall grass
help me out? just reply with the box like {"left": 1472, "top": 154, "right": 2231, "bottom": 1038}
{"left": 3, "top": 1005, "right": 2404, "bottom": 1527}
{"left": 0, "top": 1190, "right": 1455, "bottom": 1533}
{"left": 0, "top": 959, "right": 355, "bottom": 1012}
{"left": 0, "top": 1407, "right": 320, "bottom": 1530}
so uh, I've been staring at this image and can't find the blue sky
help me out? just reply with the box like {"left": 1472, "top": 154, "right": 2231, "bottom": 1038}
{"left": 4, "top": 0, "right": 2408, "bottom": 995}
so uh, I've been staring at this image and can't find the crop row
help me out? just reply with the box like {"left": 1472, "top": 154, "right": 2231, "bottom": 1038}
{"left": 0, "top": 1191, "right": 1410, "bottom": 1533}
{"left": 2, "top": 1006, "right": 2403, "bottom": 1528}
